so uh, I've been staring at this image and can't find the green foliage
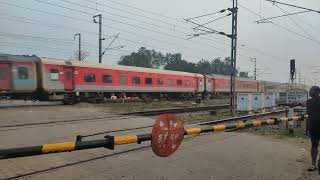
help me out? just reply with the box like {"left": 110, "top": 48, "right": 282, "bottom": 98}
{"left": 118, "top": 47, "right": 165, "bottom": 68}
{"left": 239, "top": 71, "right": 249, "bottom": 78}
{"left": 118, "top": 47, "right": 238, "bottom": 75}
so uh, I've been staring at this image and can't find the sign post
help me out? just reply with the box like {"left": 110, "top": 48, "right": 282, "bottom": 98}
{"left": 151, "top": 114, "right": 185, "bottom": 157}
{"left": 286, "top": 89, "right": 308, "bottom": 105}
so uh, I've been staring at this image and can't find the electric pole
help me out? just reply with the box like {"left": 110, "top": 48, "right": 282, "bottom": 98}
{"left": 74, "top": 33, "right": 81, "bottom": 61}
{"left": 230, "top": 0, "right": 238, "bottom": 116}
{"left": 250, "top": 57, "right": 257, "bottom": 80}
{"left": 93, "top": 14, "right": 103, "bottom": 63}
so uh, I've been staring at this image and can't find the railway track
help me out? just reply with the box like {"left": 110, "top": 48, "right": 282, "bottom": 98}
{"left": 0, "top": 114, "right": 136, "bottom": 130}
{"left": 3, "top": 132, "right": 238, "bottom": 180}
{"left": 75, "top": 109, "right": 287, "bottom": 141}
{"left": 121, "top": 104, "right": 230, "bottom": 116}
{"left": 0, "top": 105, "right": 229, "bottom": 130}
{"left": 1, "top": 109, "right": 289, "bottom": 179}
{"left": 0, "top": 102, "right": 63, "bottom": 109}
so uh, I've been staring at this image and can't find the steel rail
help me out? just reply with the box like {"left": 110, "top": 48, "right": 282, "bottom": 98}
{"left": 0, "top": 114, "right": 307, "bottom": 160}
{"left": 121, "top": 104, "right": 230, "bottom": 116}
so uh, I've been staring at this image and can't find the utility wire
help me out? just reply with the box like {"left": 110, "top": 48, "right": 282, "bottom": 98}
{"left": 0, "top": 1, "right": 288, "bottom": 63}
{"left": 91, "top": 0, "right": 285, "bottom": 61}
{"left": 186, "top": 9, "right": 228, "bottom": 21}
{"left": 35, "top": 0, "right": 231, "bottom": 47}
{"left": 0, "top": 2, "right": 228, "bottom": 58}
{"left": 265, "top": 0, "right": 320, "bottom": 14}
{"left": 31, "top": 0, "right": 230, "bottom": 55}
{"left": 273, "top": 4, "right": 320, "bottom": 45}
{"left": 237, "top": 1, "right": 320, "bottom": 46}
{"left": 84, "top": 0, "right": 189, "bottom": 30}
{"left": 255, "top": 10, "right": 310, "bottom": 23}
{"left": 0, "top": 1, "right": 255, "bottom": 59}
{"left": 194, "top": 13, "right": 232, "bottom": 30}
{"left": 57, "top": 0, "right": 186, "bottom": 35}
{"left": 0, "top": 32, "right": 132, "bottom": 53}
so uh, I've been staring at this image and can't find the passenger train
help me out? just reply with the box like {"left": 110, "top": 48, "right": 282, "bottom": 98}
{"left": 0, "top": 53, "right": 306, "bottom": 104}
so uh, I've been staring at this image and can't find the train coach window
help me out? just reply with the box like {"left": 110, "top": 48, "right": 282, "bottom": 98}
{"left": 157, "top": 78, "right": 163, "bottom": 85}
{"left": 50, "top": 69, "right": 59, "bottom": 81}
{"left": 185, "top": 80, "right": 191, "bottom": 86}
{"left": 145, "top": 78, "right": 152, "bottom": 85}
{"left": 167, "top": 79, "right": 173, "bottom": 86}
{"left": 18, "top": 67, "right": 29, "bottom": 79}
{"left": 132, "top": 77, "right": 140, "bottom": 84}
{"left": 177, "top": 80, "right": 182, "bottom": 86}
{"left": 119, "top": 76, "right": 127, "bottom": 84}
{"left": 0, "top": 70, "right": 5, "bottom": 80}
{"left": 102, "top": 75, "right": 112, "bottom": 83}
{"left": 84, "top": 74, "right": 96, "bottom": 82}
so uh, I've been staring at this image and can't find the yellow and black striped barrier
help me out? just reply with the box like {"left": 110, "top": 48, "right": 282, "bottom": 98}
{"left": 0, "top": 115, "right": 307, "bottom": 160}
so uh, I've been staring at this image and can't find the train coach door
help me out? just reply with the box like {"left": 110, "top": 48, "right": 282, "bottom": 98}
{"left": 0, "top": 63, "right": 11, "bottom": 91}
{"left": 63, "top": 67, "right": 74, "bottom": 90}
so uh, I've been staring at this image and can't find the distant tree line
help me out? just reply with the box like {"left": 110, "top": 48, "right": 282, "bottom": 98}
{"left": 118, "top": 47, "right": 249, "bottom": 77}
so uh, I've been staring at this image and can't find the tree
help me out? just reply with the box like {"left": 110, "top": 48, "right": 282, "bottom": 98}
{"left": 117, "top": 47, "right": 239, "bottom": 76}
{"left": 163, "top": 53, "right": 197, "bottom": 73}
{"left": 239, "top": 71, "right": 249, "bottom": 78}
{"left": 118, "top": 47, "right": 166, "bottom": 68}
{"left": 197, "top": 59, "right": 212, "bottom": 75}
{"left": 72, "top": 50, "right": 90, "bottom": 61}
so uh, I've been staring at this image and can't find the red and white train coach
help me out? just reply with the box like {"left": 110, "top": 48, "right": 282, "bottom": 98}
{"left": 206, "top": 74, "right": 260, "bottom": 95}
{"left": 2, "top": 53, "right": 303, "bottom": 103}
{"left": 41, "top": 58, "right": 205, "bottom": 102}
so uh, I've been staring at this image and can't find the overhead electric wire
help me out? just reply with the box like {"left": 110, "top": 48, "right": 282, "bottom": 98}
{"left": 186, "top": 9, "right": 228, "bottom": 21}
{"left": 255, "top": 10, "right": 311, "bottom": 23}
{"left": 193, "top": 13, "right": 232, "bottom": 30}
{"left": 0, "top": 1, "right": 289, "bottom": 63}
{"left": 102, "top": 0, "right": 183, "bottom": 22}
{"left": 0, "top": 0, "right": 269, "bottom": 61}
{"left": 0, "top": 32, "right": 132, "bottom": 53}
{"left": 273, "top": 4, "right": 320, "bottom": 45}
{"left": 83, "top": 0, "right": 189, "bottom": 30}
{"left": 0, "top": 2, "right": 229, "bottom": 59}
{"left": 237, "top": 1, "right": 320, "bottom": 46}
{"left": 93, "top": 0, "right": 286, "bottom": 62}
{"left": 56, "top": 0, "right": 185, "bottom": 35}
{"left": 265, "top": 0, "right": 320, "bottom": 14}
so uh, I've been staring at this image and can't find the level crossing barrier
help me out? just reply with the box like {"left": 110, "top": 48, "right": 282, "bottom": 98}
{"left": 0, "top": 114, "right": 308, "bottom": 159}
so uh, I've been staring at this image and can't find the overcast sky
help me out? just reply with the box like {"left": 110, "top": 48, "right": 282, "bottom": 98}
{"left": 0, "top": 0, "right": 319, "bottom": 84}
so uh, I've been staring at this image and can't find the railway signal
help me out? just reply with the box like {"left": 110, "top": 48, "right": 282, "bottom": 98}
{"left": 290, "top": 59, "right": 296, "bottom": 83}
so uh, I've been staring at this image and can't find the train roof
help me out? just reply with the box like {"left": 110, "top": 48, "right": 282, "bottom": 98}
{"left": 0, "top": 53, "right": 40, "bottom": 62}
{"left": 206, "top": 74, "right": 258, "bottom": 82}
{"left": 40, "top": 57, "right": 203, "bottom": 77}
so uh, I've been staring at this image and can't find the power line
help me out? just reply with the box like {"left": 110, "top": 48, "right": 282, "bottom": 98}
{"left": 56, "top": 0, "right": 186, "bottom": 35}
{"left": 91, "top": 0, "right": 287, "bottom": 62}
{"left": 0, "top": 32, "right": 132, "bottom": 53}
{"left": 28, "top": 0, "right": 232, "bottom": 56}
{"left": 0, "top": 0, "right": 270, "bottom": 61}
{"left": 85, "top": 0, "right": 189, "bottom": 30}
{"left": 237, "top": 1, "right": 320, "bottom": 46}
{"left": 1, "top": 1, "right": 290, "bottom": 64}
{"left": 265, "top": 0, "right": 320, "bottom": 14}
{"left": 0, "top": 2, "right": 228, "bottom": 58}
{"left": 193, "top": 13, "right": 232, "bottom": 30}
{"left": 273, "top": 4, "right": 320, "bottom": 45}
{"left": 186, "top": 9, "right": 228, "bottom": 21}
{"left": 255, "top": 10, "right": 310, "bottom": 23}
{"left": 102, "top": 0, "right": 182, "bottom": 22}
{"left": 0, "top": 17, "right": 223, "bottom": 61}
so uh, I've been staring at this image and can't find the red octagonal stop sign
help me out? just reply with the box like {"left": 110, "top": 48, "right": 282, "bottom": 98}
{"left": 151, "top": 114, "right": 185, "bottom": 157}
